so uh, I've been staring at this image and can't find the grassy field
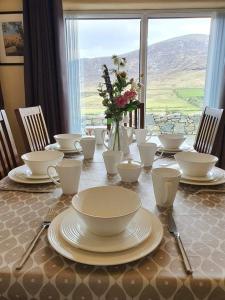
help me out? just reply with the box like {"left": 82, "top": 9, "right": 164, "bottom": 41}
{"left": 80, "top": 87, "right": 204, "bottom": 116}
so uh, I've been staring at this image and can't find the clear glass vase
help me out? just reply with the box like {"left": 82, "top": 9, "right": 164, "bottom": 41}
{"left": 111, "top": 120, "right": 121, "bottom": 151}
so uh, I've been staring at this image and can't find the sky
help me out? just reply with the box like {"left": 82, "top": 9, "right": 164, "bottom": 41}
{"left": 76, "top": 18, "right": 211, "bottom": 58}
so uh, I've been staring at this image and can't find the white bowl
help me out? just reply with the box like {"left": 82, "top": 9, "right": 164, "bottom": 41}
{"left": 72, "top": 186, "right": 141, "bottom": 236}
{"left": 158, "top": 134, "right": 185, "bottom": 149}
{"left": 117, "top": 160, "right": 142, "bottom": 183}
{"left": 21, "top": 151, "right": 64, "bottom": 175}
{"left": 175, "top": 152, "right": 218, "bottom": 177}
{"left": 54, "top": 133, "right": 82, "bottom": 150}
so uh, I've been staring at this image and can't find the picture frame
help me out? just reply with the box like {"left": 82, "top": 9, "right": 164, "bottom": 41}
{"left": 0, "top": 12, "right": 24, "bottom": 65}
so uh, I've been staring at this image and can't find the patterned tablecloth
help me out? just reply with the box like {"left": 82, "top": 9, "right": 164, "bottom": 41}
{"left": 0, "top": 144, "right": 225, "bottom": 300}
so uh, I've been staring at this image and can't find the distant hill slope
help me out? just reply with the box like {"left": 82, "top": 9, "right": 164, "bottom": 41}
{"left": 77, "top": 34, "right": 209, "bottom": 88}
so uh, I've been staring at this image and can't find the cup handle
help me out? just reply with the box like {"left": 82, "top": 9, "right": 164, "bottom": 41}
{"left": 47, "top": 166, "right": 60, "bottom": 186}
{"left": 74, "top": 141, "right": 81, "bottom": 151}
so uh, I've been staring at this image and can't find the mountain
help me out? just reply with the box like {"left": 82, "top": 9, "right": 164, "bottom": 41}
{"left": 77, "top": 34, "right": 209, "bottom": 89}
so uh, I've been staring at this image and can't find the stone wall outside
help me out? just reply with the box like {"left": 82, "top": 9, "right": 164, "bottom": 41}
{"left": 82, "top": 112, "right": 201, "bottom": 136}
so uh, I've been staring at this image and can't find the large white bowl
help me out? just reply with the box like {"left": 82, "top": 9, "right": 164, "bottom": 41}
{"left": 158, "top": 134, "right": 185, "bottom": 149}
{"left": 54, "top": 133, "right": 82, "bottom": 150}
{"left": 175, "top": 152, "right": 218, "bottom": 177}
{"left": 72, "top": 186, "right": 141, "bottom": 236}
{"left": 21, "top": 150, "right": 64, "bottom": 175}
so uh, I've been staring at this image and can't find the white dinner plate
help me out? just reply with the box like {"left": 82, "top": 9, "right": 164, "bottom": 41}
{"left": 8, "top": 165, "right": 59, "bottom": 184}
{"left": 60, "top": 208, "right": 152, "bottom": 253}
{"left": 170, "top": 164, "right": 225, "bottom": 184}
{"left": 158, "top": 145, "right": 192, "bottom": 153}
{"left": 45, "top": 143, "right": 82, "bottom": 154}
{"left": 180, "top": 176, "right": 225, "bottom": 186}
{"left": 48, "top": 208, "right": 163, "bottom": 266}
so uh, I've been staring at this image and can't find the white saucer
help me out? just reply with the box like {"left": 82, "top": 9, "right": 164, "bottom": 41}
{"left": 182, "top": 171, "right": 215, "bottom": 182}
{"left": 45, "top": 143, "right": 82, "bottom": 154}
{"left": 170, "top": 164, "right": 225, "bottom": 183}
{"left": 48, "top": 208, "right": 163, "bottom": 266}
{"left": 25, "top": 169, "right": 57, "bottom": 180}
{"left": 179, "top": 167, "right": 225, "bottom": 186}
{"left": 8, "top": 165, "right": 59, "bottom": 184}
{"left": 60, "top": 208, "right": 152, "bottom": 253}
{"left": 158, "top": 145, "right": 192, "bottom": 153}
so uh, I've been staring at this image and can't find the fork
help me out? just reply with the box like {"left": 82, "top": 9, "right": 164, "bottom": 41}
{"left": 16, "top": 208, "right": 56, "bottom": 270}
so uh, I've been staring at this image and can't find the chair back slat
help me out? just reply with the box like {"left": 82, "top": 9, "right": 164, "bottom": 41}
{"left": 0, "top": 110, "right": 19, "bottom": 179}
{"left": 126, "top": 103, "right": 145, "bottom": 129}
{"left": 15, "top": 106, "right": 50, "bottom": 152}
{"left": 194, "top": 107, "right": 224, "bottom": 154}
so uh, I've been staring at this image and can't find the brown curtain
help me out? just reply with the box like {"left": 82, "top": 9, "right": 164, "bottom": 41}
{"left": 0, "top": 82, "right": 4, "bottom": 109}
{"left": 23, "top": 0, "right": 69, "bottom": 141}
{"left": 212, "top": 68, "right": 225, "bottom": 169}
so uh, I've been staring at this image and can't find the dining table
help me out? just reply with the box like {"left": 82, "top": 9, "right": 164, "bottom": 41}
{"left": 0, "top": 143, "right": 225, "bottom": 300}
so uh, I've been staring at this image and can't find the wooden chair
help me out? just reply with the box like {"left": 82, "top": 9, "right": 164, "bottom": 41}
{"left": 15, "top": 106, "right": 50, "bottom": 152}
{"left": 193, "top": 106, "right": 224, "bottom": 154}
{"left": 0, "top": 110, "right": 19, "bottom": 179}
{"left": 126, "top": 103, "right": 145, "bottom": 129}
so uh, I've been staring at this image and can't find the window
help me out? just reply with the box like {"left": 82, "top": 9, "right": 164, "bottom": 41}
{"left": 66, "top": 17, "right": 140, "bottom": 133}
{"left": 65, "top": 13, "right": 212, "bottom": 139}
{"left": 146, "top": 18, "right": 211, "bottom": 142}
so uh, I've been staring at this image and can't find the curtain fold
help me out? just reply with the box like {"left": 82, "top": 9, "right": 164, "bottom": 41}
{"left": 23, "top": 0, "right": 69, "bottom": 141}
{"left": 204, "top": 12, "right": 225, "bottom": 168}
{"left": 65, "top": 18, "right": 82, "bottom": 133}
{"left": 204, "top": 12, "right": 225, "bottom": 108}
{"left": 0, "top": 83, "right": 4, "bottom": 109}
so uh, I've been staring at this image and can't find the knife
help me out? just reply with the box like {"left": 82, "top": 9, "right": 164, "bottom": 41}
{"left": 168, "top": 213, "right": 193, "bottom": 274}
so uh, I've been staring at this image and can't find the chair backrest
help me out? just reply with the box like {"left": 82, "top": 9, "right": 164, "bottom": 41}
{"left": 15, "top": 106, "right": 50, "bottom": 152}
{"left": 125, "top": 103, "right": 145, "bottom": 129}
{"left": 0, "top": 110, "right": 19, "bottom": 179}
{"left": 193, "top": 106, "right": 224, "bottom": 154}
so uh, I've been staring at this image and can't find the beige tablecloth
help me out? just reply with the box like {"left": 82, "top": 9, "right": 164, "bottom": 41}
{"left": 0, "top": 145, "right": 225, "bottom": 300}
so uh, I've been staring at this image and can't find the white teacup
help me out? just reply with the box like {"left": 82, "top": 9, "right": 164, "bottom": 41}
{"left": 21, "top": 151, "right": 64, "bottom": 176}
{"left": 102, "top": 150, "right": 123, "bottom": 175}
{"left": 78, "top": 136, "right": 96, "bottom": 160}
{"left": 138, "top": 142, "right": 157, "bottom": 167}
{"left": 94, "top": 127, "right": 107, "bottom": 145}
{"left": 152, "top": 167, "right": 181, "bottom": 208}
{"left": 47, "top": 159, "right": 82, "bottom": 195}
{"left": 135, "top": 129, "right": 151, "bottom": 145}
{"left": 54, "top": 133, "right": 82, "bottom": 150}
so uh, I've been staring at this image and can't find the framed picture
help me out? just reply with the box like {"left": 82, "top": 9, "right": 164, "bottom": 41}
{"left": 0, "top": 12, "right": 24, "bottom": 65}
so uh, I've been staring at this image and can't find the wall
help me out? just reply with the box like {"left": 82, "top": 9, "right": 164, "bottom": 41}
{"left": 0, "top": 0, "right": 25, "bottom": 155}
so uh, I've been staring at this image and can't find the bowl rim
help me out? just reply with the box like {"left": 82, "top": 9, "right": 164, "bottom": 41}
{"left": 54, "top": 133, "right": 82, "bottom": 140}
{"left": 21, "top": 150, "right": 64, "bottom": 162}
{"left": 174, "top": 152, "right": 218, "bottom": 163}
{"left": 72, "top": 186, "right": 141, "bottom": 219}
{"left": 158, "top": 134, "right": 185, "bottom": 140}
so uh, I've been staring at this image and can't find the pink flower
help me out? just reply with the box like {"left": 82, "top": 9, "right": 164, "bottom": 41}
{"left": 123, "top": 90, "right": 137, "bottom": 100}
{"left": 115, "top": 96, "right": 128, "bottom": 108}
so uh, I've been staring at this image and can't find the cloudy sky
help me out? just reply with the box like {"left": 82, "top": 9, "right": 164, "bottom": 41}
{"left": 76, "top": 18, "right": 211, "bottom": 58}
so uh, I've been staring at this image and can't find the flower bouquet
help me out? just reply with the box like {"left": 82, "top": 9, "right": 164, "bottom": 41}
{"left": 98, "top": 55, "right": 142, "bottom": 151}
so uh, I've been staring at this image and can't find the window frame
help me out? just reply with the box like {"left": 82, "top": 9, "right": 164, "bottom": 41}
{"left": 64, "top": 9, "right": 215, "bottom": 129}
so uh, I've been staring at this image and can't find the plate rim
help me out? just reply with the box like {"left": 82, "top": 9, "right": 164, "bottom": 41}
{"left": 48, "top": 208, "right": 163, "bottom": 266}
{"left": 45, "top": 143, "right": 81, "bottom": 153}
{"left": 8, "top": 165, "right": 57, "bottom": 184}
{"left": 60, "top": 207, "right": 152, "bottom": 253}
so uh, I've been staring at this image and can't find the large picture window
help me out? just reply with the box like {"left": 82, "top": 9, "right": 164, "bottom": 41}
{"left": 65, "top": 12, "right": 211, "bottom": 142}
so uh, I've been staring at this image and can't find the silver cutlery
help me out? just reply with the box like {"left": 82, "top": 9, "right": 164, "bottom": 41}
{"left": 168, "top": 213, "right": 193, "bottom": 274}
{"left": 16, "top": 208, "right": 57, "bottom": 270}
{"left": 0, "top": 187, "right": 53, "bottom": 193}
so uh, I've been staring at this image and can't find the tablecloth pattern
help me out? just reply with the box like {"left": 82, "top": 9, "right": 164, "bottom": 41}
{"left": 0, "top": 146, "right": 225, "bottom": 300}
